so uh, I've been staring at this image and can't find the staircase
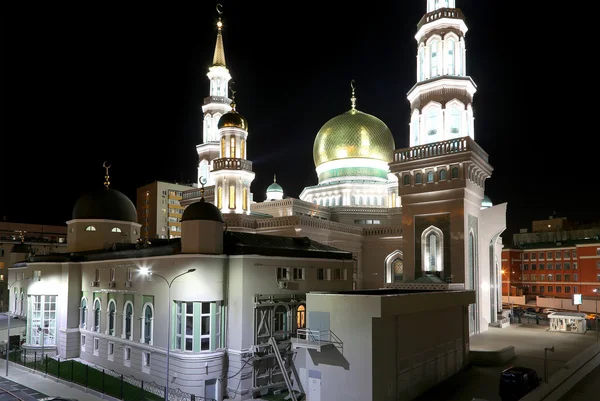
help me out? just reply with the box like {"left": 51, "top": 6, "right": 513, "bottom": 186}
{"left": 268, "top": 336, "right": 298, "bottom": 401}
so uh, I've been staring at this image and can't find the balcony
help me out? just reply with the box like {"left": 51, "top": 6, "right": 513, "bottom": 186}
{"left": 212, "top": 157, "right": 253, "bottom": 172}
{"left": 417, "top": 8, "right": 465, "bottom": 30}
{"left": 393, "top": 136, "right": 488, "bottom": 163}
{"left": 203, "top": 96, "right": 232, "bottom": 106}
{"left": 291, "top": 329, "right": 343, "bottom": 352}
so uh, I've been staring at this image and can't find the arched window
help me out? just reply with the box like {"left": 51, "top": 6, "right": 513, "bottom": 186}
{"left": 426, "top": 108, "right": 439, "bottom": 140}
{"left": 200, "top": 161, "right": 209, "bottom": 183}
{"left": 415, "top": 173, "right": 423, "bottom": 184}
{"left": 427, "top": 171, "right": 434, "bottom": 183}
{"left": 446, "top": 38, "right": 455, "bottom": 75}
{"left": 107, "top": 300, "right": 116, "bottom": 336}
{"left": 384, "top": 250, "right": 403, "bottom": 283}
{"left": 229, "top": 185, "right": 236, "bottom": 209}
{"left": 123, "top": 302, "right": 133, "bottom": 340}
{"left": 451, "top": 166, "right": 459, "bottom": 179}
{"left": 141, "top": 303, "right": 154, "bottom": 345}
{"left": 80, "top": 298, "right": 87, "bottom": 329}
{"left": 297, "top": 305, "right": 306, "bottom": 329}
{"left": 419, "top": 46, "right": 425, "bottom": 81}
{"left": 448, "top": 106, "right": 461, "bottom": 136}
{"left": 430, "top": 40, "right": 439, "bottom": 77}
{"left": 85, "top": 226, "right": 96, "bottom": 232}
{"left": 111, "top": 227, "right": 122, "bottom": 233}
{"left": 439, "top": 169, "right": 447, "bottom": 180}
{"left": 93, "top": 299, "right": 101, "bottom": 332}
{"left": 403, "top": 175, "right": 410, "bottom": 186}
{"left": 422, "top": 226, "right": 444, "bottom": 273}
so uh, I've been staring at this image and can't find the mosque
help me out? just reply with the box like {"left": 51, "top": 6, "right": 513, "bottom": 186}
{"left": 184, "top": 0, "right": 507, "bottom": 337}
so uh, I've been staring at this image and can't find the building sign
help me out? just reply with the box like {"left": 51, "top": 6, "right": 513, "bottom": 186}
{"left": 573, "top": 293, "right": 583, "bottom": 305}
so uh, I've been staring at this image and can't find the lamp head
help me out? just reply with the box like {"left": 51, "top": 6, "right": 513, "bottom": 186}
{"left": 139, "top": 267, "right": 150, "bottom": 275}
{"left": 187, "top": 269, "right": 196, "bottom": 273}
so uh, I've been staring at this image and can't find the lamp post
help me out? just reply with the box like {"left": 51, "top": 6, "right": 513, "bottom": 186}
{"left": 593, "top": 288, "right": 600, "bottom": 342}
{"left": 140, "top": 268, "right": 196, "bottom": 401}
{"left": 5, "top": 276, "right": 31, "bottom": 376}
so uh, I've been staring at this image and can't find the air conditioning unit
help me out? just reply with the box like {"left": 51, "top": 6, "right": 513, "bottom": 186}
{"left": 277, "top": 281, "right": 288, "bottom": 289}
{"left": 108, "top": 281, "right": 116, "bottom": 288}
{"left": 90, "top": 281, "right": 99, "bottom": 287}
{"left": 124, "top": 281, "right": 132, "bottom": 288}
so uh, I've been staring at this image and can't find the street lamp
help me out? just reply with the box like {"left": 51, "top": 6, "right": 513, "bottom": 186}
{"left": 593, "top": 288, "right": 600, "bottom": 342}
{"left": 140, "top": 268, "right": 196, "bottom": 401}
{"left": 5, "top": 276, "right": 32, "bottom": 376}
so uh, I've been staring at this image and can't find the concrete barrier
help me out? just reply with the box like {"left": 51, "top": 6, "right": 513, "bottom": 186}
{"left": 469, "top": 346, "right": 515, "bottom": 366}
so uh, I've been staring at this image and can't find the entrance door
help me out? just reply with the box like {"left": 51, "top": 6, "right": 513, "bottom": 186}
{"left": 205, "top": 378, "right": 217, "bottom": 400}
{"left": 308, "top": 370, "right": 321, "bottom": 401}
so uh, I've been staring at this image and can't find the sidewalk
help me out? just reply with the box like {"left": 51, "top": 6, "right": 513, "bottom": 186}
{"left": 0, "top": 358, "right": 106, "bottom": 401}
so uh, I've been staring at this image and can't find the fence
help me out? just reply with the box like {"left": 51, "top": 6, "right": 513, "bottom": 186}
{"left": 7, "top": 348, "right": 215, "bottom": 401}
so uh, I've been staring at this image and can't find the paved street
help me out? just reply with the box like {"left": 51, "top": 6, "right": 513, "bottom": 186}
{"left": 413, "top": 323, "right": 598, "bottom": 401}
{"left": 0, "top": 376, "right": 46, "bottom": 399}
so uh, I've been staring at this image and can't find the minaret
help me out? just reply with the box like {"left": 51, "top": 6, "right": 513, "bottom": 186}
{"left": 197, "top": 4, "right": 233, "bottom": 187}
{"left": 408, "top": 0, "right": 475, "bottom": 146}
{"left": 211, "top": 90, "right": 255, "bottom": 215}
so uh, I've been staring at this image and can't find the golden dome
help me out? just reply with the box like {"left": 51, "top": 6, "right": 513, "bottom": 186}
{"left": 313, "top": 109, "right": 395, "bottom": 167}
{"left": 218, "top": 109, "right": 248, "bottom": 131}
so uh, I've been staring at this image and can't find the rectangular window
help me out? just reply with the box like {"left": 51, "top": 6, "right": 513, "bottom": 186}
{"left": 277, "top": 268, "right": 290, "bottom": 281}
{"left": 532, "top": 286, "right": 537, "bottom": 292}
{"left": 174, "top": 301, "right": 218, "bottom": 352}
{"left": 556, "top": 286, "right": 561, "bottom": 293}
{"left": 573, "top": 250, "right": 577, "bottom": 258}
{"left": 574, "top": 286, "right": 578, "bottom": 293}
{"left": 556, "top": 263, "right": 562, "bottom": 270}
{"left": 564, "top": 250, "right": 571, "bottom": 259}
{"left": 229, "top": 186, "right": 235, "bottom": 209}
{"left": 597, "top": 248, "right": 600, "bottom": 256}
{"left": 565, "top": 286, "right": 571, "bottom": 293}
{"left": 230, "top": 137, "right": 236, "bottom": 158}
{"left": 81, "top": 335, "right": 86, "bottom": 351}
{"left": 574, "top": 262, "right": 578, "bottom": 270}
{"left": 523, "top": 264, "right": 529, "bottom": 271}
{"left": 538, "top": 252, "right": 544, "bottom": 260}
{"left": 201, "top": 303, "right": 211, "bottom": 351}
{"left": 108, "top": 342, "right": 114, "bottom": 361}
{"left": 530, "top": 274, "right": 536, "bottom": 281}
{"left": 564, "top": 263, "right": 571, "bottom": 270}
{"left": 110, "top": 268, "right": 115, "bottom": 282}
{"left": 29, "top": 295, "right": 57, "bottom": 347}
{"left": 523, "top": 253, "right": 529, "bottom": 261}
{"left": 548, "top": 286, "right": 553, "bottom": 293}
{"left": 242, "top": 188, "right": 248, "bottom": 211}
{"left": 124, "top": 346, "right": 131, "bottom": 367}
{"left": 556, "top": 251, "right": 561, "bottom": 259}
{"left": 539, "top": 264, "right": 544, "bottom": 270}
{"left": 93, "top": 338, "right": 99, "bottom": 356}
{"left": 547, "top": 263, "right": 553, "bottom": 270}
{"left": 217, "top": 187, "right": 222, "bottom": 209}
{"left": 531, "top": 264, "right": 537, "bottom": 271}
{"left": 597, "top": 273, "right": 600, "bottom": 282}
{"left": 95, "top": 269, "right": 100, "bottom": 282}
{"left": 127, "top": 268, "right": 132, "bottom": 281}
{"left": 292, "top": 268, "right": 304, "bottom": 280}
{"left": 240, "top": 139, "right": 245, "bottom": 159}
{"left": 317, "top": 268, "right": 329, "bottom": 280}
{"left": 540, "top": 286, "right": 544, "bottom": 293}
{"left": 530, "top": 253, "right": 536, "bottom": 260}
{"left": 185, "top": 302, "right": 194, "bottom": 351}
{"left": 143, "top": 352, "right": 151, "bottom": 370}
{"left": 574, "top": 273, "right": 578, "bottom": 281}
{"left": 220, "top": 138, "right": 226, "bottom": 157}
{"left": 564, "top": 274, "right": 570, "bottom": 281}
{"left": 556, "top": 274, "right": 562, "bottom": 281}
{"left": 547, "top": 252, "right": 553, "bottom": 260}
{"left": 523, "top": 274, "right": 529, "bottom": 281}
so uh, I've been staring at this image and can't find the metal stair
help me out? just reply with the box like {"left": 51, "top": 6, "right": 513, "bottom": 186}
{"left": 268, "top": 336, "right": 298, "bottom": 401}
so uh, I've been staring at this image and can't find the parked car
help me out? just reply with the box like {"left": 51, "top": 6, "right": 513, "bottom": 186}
{"left": 523, "top": 312, "right": 538, "bottom": 319}
{"left": 499, "top": 366, "right": 541, "bottom": 401}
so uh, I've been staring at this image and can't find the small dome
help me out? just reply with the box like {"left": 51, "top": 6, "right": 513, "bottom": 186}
{"left": 481, "top": 195, "right": 493, "bottom": 209}
{"left": 218, "top": 110, "right": 248, "bottom": 131}
{"left": 313, "top": 108, "right": 395, "bottom": 168}
{"left": 11, "top": 243, "right": 31, "bottom": 254}
{"left": 267, "top": 182, "right": 283, "bottom": 193}
{"left": 72, "top": 188, "right": 137, "bottom": 222}
{"left": 181, "top": 198, "right": 224, "bottom": 223}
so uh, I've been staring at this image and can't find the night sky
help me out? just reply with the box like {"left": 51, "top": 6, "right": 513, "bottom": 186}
{"left": 0, "top": 1, "right": 596, "bottom": 243}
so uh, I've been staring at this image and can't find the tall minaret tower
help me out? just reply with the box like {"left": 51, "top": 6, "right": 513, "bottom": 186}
{"left": 211, "top": 91, "right": 255, "bottom": 215}
{"left": 197, "top": 4, "right": 233, "bottom": 187}
{"left": 407, "top": 0, "right": 475, "bottom": 146}
{"left": 389, "top": 0, "right": 505, "bottom": 337}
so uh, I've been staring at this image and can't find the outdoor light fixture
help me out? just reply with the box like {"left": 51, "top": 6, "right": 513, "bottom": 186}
{"left": 139, "top": 267, "right": 150, "bottom": 275}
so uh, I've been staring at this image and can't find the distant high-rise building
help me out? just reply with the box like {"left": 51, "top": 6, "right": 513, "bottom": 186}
{"left": 136, "top": 181, "right": 195, "bottom": 239}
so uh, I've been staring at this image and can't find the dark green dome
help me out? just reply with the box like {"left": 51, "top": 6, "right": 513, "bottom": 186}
{"left": 72, "top": 188, "right": 137, "bottom": 223}
{"left": 181, "top": 198, "right": 224, "bottom": 223}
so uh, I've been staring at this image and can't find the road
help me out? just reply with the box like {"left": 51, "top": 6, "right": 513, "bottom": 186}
{"left": 0, "top": 377, "right": 47, "bottom": 400}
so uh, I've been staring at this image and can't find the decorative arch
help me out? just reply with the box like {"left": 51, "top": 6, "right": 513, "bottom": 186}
{"left": 296, "top": 304, "right": 306, "bottom": 330}
{"left": 122, "top": 301, "right": 134, "bottom": 340}
{"left": 111, "top": 227, "right": 122, "bottom": 233}
{"left": 385, "top": 250, "right": 404, "bottom": 283}
{"left": 421, "top": 225, "right": 444, "bottom": 273}
{"left": 141, "top": 302, "right": 154, "bottom": 345}
{"left": 93, "top": 298, "right": 101, "bottom": 332}
{"left": 107, "top": 299, "right": 117, "bottom": 336}
{"left": 422, "top": 102, "right": 443, "bottom": 143}
{"left": 445, "top": 99, "right": 465, "bottom": 139}
{"left": 427, "top": 36, "right": 442, "bottom": 77}
{"left": 443, "top": 32, "right": 460, "bottom": 75}
{"left": 85, "top": 226, "right": 96, "bottom": 232}
{"left": 80, "top": 297, "right": 88, "bottom": 329}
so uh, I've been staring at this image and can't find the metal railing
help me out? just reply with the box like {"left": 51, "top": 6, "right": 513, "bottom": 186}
{"left": 295, "top": 329, "right": 343, "bottom": 349}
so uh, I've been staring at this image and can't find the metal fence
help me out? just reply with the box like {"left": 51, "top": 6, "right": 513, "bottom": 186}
{"left": 7, "top": 348, "right": 215, "bottom": 401}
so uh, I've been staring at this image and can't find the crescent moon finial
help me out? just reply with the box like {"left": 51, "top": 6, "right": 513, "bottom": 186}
{"left": 103, "top": 161, "right": 111, "bottom": 188}
{"left": 350, "top": 79, "right": 357, "bottom": 110}
{"left": 216, "top": 3, "right": 223, "bottom": 15}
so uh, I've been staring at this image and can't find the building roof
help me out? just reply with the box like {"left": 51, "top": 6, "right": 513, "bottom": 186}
{"left": 224, "top": 232, "right": 353, "bottom": 260}
{"left": 181, "top": 198, "right": 224, "bottom": 223}
{"left": 510, "top": 237, "right": 600, "bottom": 250}
{"left": 72, "top": 187, "right": 137, "bottom": 223}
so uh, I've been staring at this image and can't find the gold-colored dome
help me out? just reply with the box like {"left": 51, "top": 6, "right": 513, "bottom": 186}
{"left": 313, "top": 109, "right": 395, "bottom": 167}
{"left": 218, "top": 110, "right": 248, "bottom": 131}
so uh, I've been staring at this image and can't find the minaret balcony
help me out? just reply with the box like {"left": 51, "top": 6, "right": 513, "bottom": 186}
{"left": 203, "top": 95, "right": 232, "bottom": 106}
{"left": 212, "top": 157, "right": 253, "bottom": 172}
{"left": 417, "top": 8, "right": 465, "bottom": 30}
{"left": 393, "top": 136, "right": 488, "bottom": 164}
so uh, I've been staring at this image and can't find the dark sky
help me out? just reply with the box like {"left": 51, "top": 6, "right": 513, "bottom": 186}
{"left": 0, "top": 1, "right": 596, "bottom": 242}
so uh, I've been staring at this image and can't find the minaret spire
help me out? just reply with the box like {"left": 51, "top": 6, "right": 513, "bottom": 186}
{"left": 350, "top": 79, "right": 357, "bottom": 111}
{"left": 212, "top": 4, "right": 226, "bottom": 67}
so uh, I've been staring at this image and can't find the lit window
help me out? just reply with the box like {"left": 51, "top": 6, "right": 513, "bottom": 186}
{"left": 217, "top": 187, "right": 222, "bottom": 209}
{"left": 29, "top": 295, "right": 57, "bottom": 346}
{"left": 229, "top": 186, "right": 235, "bottom": 209}
{"left": 242, "top": 187, "right": 248, "bottom": 210}
{"left": 297, "top": 305, "right": 306, "bottom": 329}
{"left": 85, "top": 226, "right": 96, "bottom": 232}
{"left": 240, "top": 138, "right": 245, "bottom": 159}
{"left": 111, "top": 227, "right": 122, "bottom": 233}
{"left": 430, "top": 39, "right": 438, "bottom": 76}
{"left": 448, "top": 106, "right": 461, "bottom": 136}
{"left": 446, "top": 38, "right": 455, "bottom": 74}
{"left": 426, "top": 108, "right": 439, "bottom": 139}
{"left": 220, "top": 138, "right": 226, "bottom": 157}
{"left": 230, "top": 136, "right": 236, "bottom": 158}
{"left": 426, "top": 171, "right": 434, "bottom": 183}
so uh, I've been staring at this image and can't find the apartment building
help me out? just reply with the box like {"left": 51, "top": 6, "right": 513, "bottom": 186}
{"left": 135, "top": 181, "right": 195, "bottom": 240}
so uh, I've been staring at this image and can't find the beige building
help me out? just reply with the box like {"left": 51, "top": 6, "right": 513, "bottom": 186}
{"left": 136, "top": 181, "right": 195, "bottom": 240}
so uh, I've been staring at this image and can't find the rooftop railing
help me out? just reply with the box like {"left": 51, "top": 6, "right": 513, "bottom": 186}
{"left": 417, "top": 8, "right": 465, "bottom": 30}
{"left": 393, "top": 136, "right": 488, "bottom": 163}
